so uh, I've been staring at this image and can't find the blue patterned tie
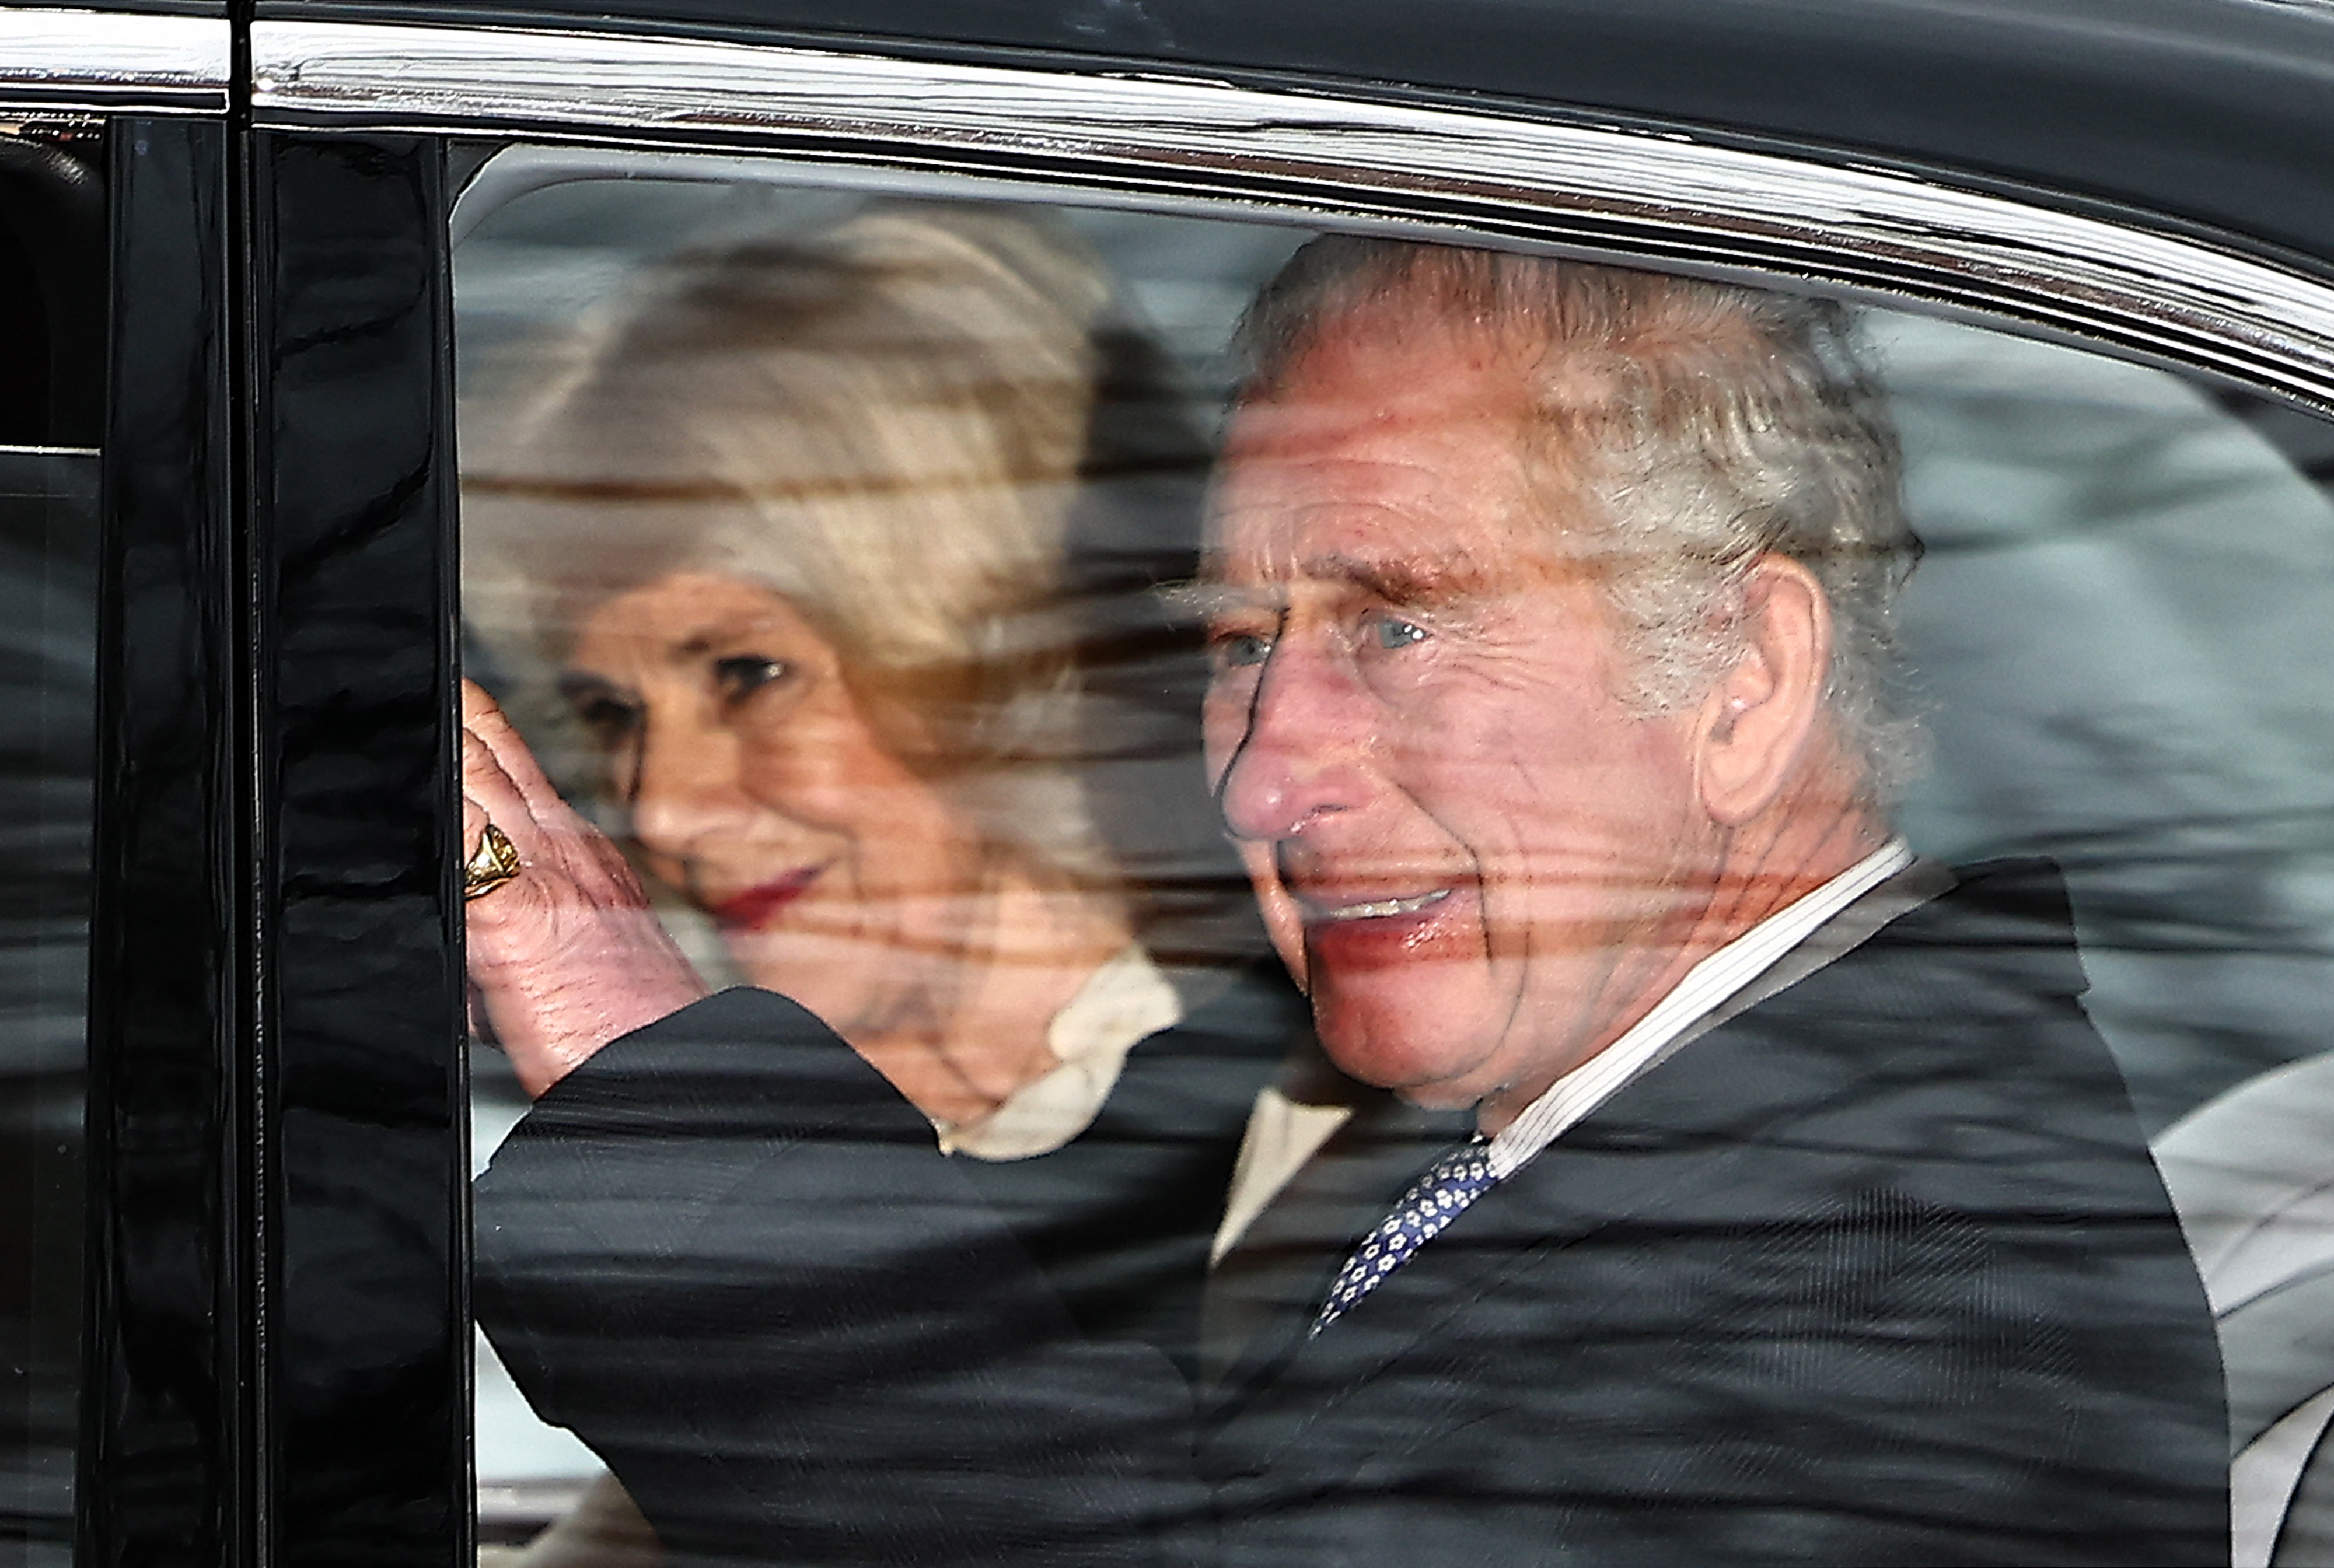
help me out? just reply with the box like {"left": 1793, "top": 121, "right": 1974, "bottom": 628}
{"left": 1313, "top": 1139, "right": 1497, "bottom": 1334}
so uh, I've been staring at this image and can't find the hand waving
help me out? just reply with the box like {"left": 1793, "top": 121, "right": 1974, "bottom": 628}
{"left": 462, "top": 678, "right": 709, "bottom": 1097}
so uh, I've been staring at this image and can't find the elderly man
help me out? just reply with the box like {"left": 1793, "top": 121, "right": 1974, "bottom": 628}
{"left": 1187, "top": 239, "right": 2228, "bottom": 1563}
{"left": 470, "top": 237, "right": 2228, "bottom": 1567}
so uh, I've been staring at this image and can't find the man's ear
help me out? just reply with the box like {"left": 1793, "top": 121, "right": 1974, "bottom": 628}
{"left": 1692, "top": 553, "right": 1832, "bottom": 827}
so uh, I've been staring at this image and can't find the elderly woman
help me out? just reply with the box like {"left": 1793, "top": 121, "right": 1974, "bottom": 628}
{"left": 462, "top": 205, "right": 1298, "bottom": 1565}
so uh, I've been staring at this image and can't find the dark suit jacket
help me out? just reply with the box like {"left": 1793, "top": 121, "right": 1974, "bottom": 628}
{"left": 475, "top": 863, "right": 2228, "bottom": 1567}
{"left": 475, "top": 962, "right": 1297, "bottom": 1566}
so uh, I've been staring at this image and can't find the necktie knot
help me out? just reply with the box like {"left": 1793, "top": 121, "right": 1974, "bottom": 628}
{"left": 1313, "top": 1140, "right": 1495, "bottom": 1334}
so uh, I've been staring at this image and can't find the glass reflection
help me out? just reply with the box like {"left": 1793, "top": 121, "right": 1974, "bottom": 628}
{"left": 456, "top": 164, "right": 2334, "bottom": 1568}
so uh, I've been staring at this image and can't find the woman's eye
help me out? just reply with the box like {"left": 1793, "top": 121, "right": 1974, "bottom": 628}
{"left": 712, "top": 654, "right": 794, "bottom": 702}
{"left": 576, "top": 697, "right": 640, "bottom": 737}
{"left": 1371, "top": 615, "right": 1428, "bottom": 651}
{"left": 560, "top": 680, "right": 643, "bottom": 744}
{"left": 1211, "top": 631, "right": 1272, "bottom": 670}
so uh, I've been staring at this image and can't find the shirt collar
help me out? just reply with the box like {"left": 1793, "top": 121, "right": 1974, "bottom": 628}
{"left": 934, "top": 944, "right": 1182, "bottom": 1162}
{"left": 1484, "top": 836, "right": 1916, "bottom": 1181}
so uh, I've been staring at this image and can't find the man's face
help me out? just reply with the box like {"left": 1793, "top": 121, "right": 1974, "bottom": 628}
{"left": 1202, "top": 318, "right": 1720, "bottom": 1115}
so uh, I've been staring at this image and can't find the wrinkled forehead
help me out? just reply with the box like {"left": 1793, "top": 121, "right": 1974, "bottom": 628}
{"left": 1205, "top": 373, "right": 1598, "bottom": 597}
{"left": 1197, "top": 503, "right": 1603, "bottom": 634}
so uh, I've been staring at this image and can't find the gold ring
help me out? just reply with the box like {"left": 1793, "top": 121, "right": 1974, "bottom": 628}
{"left": 464, "top": 822, "right": 523, "bottom": 902}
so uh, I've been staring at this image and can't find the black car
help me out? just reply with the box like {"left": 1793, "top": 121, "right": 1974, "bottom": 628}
{"left": 8, "top": 0, "right": 2334, "bottom": 1562}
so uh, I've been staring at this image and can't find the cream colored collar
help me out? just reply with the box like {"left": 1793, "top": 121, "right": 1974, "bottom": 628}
{"left": 936, "top": 944, "right": 1183, "bottom": 1162}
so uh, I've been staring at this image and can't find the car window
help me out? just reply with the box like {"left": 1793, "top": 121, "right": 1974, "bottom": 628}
{"left": 0, "top": 126, "right": 102, "bottom": 449}
{"left": 450, "top": 145, "right": 2334, "bottom": 1566}
{"left": 0, "top": 122, "right": 102, "bottom": 1568}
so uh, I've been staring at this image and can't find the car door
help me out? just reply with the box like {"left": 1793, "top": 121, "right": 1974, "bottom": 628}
{"left": 1, "top": 9, "right": 246, "bottom": 1566}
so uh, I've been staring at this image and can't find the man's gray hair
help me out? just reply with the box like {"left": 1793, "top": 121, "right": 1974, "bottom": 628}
{"left": 1232, "top": 237, "right": 1926, "bottom": 804}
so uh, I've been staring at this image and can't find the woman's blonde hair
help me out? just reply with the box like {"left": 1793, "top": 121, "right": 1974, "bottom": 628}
{"left": 463, "top": 202, "right": 1205, "bottom": 884}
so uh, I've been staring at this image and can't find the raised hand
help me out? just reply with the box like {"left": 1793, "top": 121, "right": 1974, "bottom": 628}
{"left": 463, "top": 678, "right": 710, "bottom": 1097}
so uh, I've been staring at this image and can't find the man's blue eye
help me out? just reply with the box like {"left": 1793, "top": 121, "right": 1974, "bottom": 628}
{"left": 1374, "top": 616, "right": 1428, "bottom": 650}
{"left": 1216, "top": 633, "right": 1271, "bottom": 668}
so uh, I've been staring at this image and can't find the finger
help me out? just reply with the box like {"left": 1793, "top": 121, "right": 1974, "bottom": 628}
{"left": 462, "top": 722, "right": 541, "bottom": 848}
{"left": 464, "top": 721, "right": 634, "bottom": 904}
{"left": 462, "top": 679, "right": 572, "bottom": 820}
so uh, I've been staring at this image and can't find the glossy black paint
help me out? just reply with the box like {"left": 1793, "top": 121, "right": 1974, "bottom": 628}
{"left": 248, "top": 129, "right": 469, "bottom": 1566}
{"left": 262, "top": 0, "right": 2334, "bottom": 277}
{"left": 79, "top": 117, "right": 249, "bottom": 1568}
{"left": 0, "top": 443, "right": 101, "bottom": 1557}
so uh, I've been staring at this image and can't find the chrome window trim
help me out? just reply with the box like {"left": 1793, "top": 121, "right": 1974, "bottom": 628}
{"left": 253, "top": 18, "right": 2334, "bottom": 416}
{"left": 0, "top": 8, "right": 229, "bottom": 116}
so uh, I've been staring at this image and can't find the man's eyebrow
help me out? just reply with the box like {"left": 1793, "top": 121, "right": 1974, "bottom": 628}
{"left": 1299, "top": 550, "right": 1499, "bottom": 608}
{"left": 1167, "top": 550, "right": 1505, "bottom": 617}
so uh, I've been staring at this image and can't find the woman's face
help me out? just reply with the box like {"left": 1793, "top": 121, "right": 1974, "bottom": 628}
{"left": 562, "top": 570, "right": 993, "bottom": 1037}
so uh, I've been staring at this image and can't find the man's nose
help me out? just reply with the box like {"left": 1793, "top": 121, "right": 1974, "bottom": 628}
{"left": 1214, "top": 638, "right": 1369, "bottom": 844}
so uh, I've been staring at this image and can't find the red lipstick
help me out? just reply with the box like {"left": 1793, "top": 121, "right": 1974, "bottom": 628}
{"left": 710, "top": 866, "right": 824, "bottom": 932}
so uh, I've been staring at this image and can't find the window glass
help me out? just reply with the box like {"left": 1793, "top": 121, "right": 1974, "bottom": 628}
{"left": 0, "top": 121, "right": 102, "bottom": 1568}
{"left": 0, "top": 125, "right": 103, "bottom": 449}
{"left": 453, "top": 145, "right": 2334, "bottom": 1564}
